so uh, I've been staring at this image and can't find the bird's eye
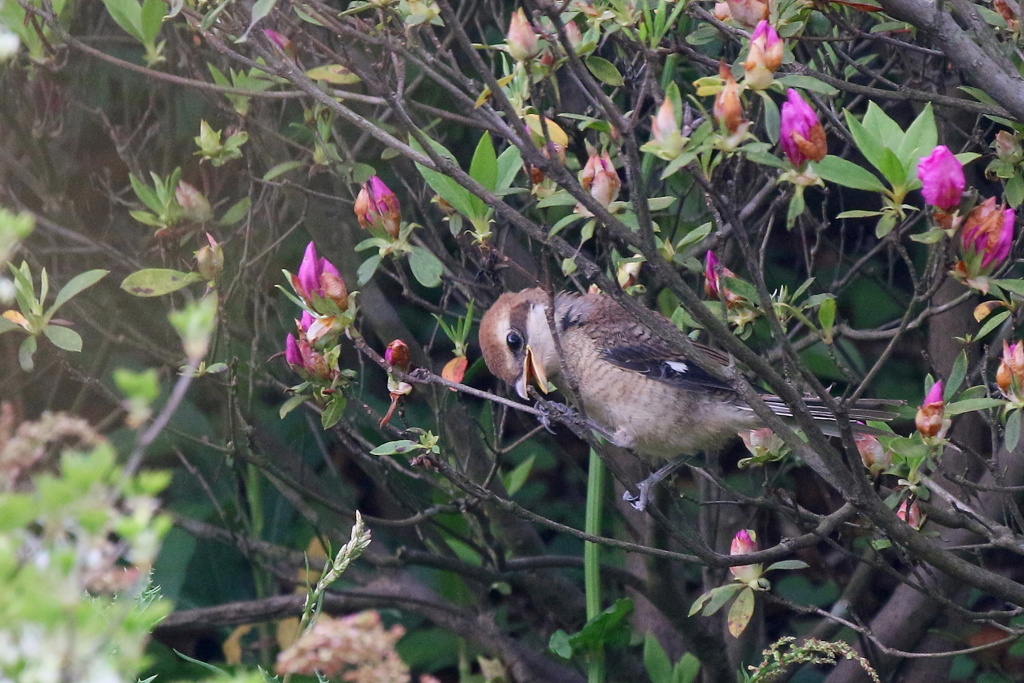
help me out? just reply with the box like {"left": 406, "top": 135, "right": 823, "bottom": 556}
{"left": 506, "top": 331, "right": 523, "bottom": 352}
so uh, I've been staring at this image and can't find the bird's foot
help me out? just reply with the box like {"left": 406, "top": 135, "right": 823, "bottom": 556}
{"left": 623, "top": 458, "right": 688, "bottom": 512}
{"left": 534, "top": 399, "right": 574, "bottom": 434}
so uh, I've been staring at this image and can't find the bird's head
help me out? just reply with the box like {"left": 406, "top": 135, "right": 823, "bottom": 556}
{"left": 479, "top": 288, "right": 559, "bottom": 399}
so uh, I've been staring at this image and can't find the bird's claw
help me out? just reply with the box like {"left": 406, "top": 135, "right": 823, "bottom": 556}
{"left": 534, "top": 399, "right": 574, "bottom": 434}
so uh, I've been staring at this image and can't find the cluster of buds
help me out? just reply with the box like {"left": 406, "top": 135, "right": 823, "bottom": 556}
{"left": 506, "top": 8, "right": 542, "bottom": 62}
{"left": 713, "top": 62, "right": 750, "bottom": 150}
{"left": 355, "top": 176, "right": 402, "bottom": 239}
{"left": 953, "top": 196, "right": 1014, "bottom": 289}
{"left": 918, "top": 146, "right": 965, "bottom": 226}
{"left": 713, "top": 0, "right": 768, "bottom": 28}
{"left": 729, "top": 529, "right": 765, "bottom": 587}
{"left": 997, "top": 340, "right": 1024, "bottom": 404}
{"left": 576, "top": 150, "right": 621, "bottom": 215}
{"left": 641, "top": 98, "right": 687, "bottom": 161}
{"left": 779, "top": 89, "right": 827, "bottom": 169}
{"left": 854, "top": 431, "right": 891, "bottom": 477}
{"left": 284, "top": 242, "right": 353, "bottom": 385}
{"left": 194, "top": 233, "right": 224, "bottom": 282}
{"left": 743, "top": 21, "right": 783, "bottom": 91}
{"left": 915, "top": 380, "right": 949, "bottom": 440}
{"left": 381, "top": 339, "right": 413, "bottom": 427}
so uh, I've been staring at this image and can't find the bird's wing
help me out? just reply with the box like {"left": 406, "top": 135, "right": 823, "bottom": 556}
{"left": 601, "top": 343, "right": 739, "bottom": 394}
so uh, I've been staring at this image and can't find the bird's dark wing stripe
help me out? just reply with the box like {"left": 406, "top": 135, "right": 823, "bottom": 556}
{"left": 601, "top": 345, "right": 735, "bottom": 392}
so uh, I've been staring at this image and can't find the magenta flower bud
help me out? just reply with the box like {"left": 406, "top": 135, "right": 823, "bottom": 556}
{"left": 779, "top": 89, "right": 827, "bottom": 167}
{"left": 296, "top": 242, "right": 321, "bottom": 302}
{"left": 916, "top": 380, "right": 944, "bottom": 438}
{"left": 264, "top": 29, "right": 294, "bottom": 59}
{"left": 918, "top": 146, "right": 965, "bottom": 211}
{"left": 299, "top": 310, "right": 315, "bottom": 333}
{"left": 988, "top": 208, "right": 1015, "bottom": 268}
{"left": 285, "top": 334, "right": 302, "bottom": 367}
{"left": 704, "top": 251, "right": 720, "bottom": 297}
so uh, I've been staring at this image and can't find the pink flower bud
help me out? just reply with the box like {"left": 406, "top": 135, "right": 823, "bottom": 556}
{"left": 651, "top": 99, "right": 679, "bottom": 146}
{"left": 713, "top": 62, "right": 744, "bottom": 135}
{"left": 704, "top": 251, "right": 742, "bottom": 307}
{"left": 506, "top": 8, "right": 540, "bottom": 62}
{"left": 194, "top": 233, "right": 223, "bottom": 281}
{"left": 896, "top": 499, "right": 923, "bottom": 529}
{"left": 722, "top": 0, "right": 769, "bottom": 27}
{"left": 854, "top": 432, "right": 889, "bottom": 475}
{"left": 916, "top": 380, "right": 944, "bottom": 438}
{"left": 294, "top": 242, "right": 343, "bottom": 306}
{"left": 918, "top": 146, "right": 965, "bottom": 211}
{"left": 263, "top": 29, "right": 295, "bottom": 60}
{"left": 743, "top": 21, "right": 783, "bottom": 90}
{"left": 997, "top": 340, "right": 1024, "bottom": 400}
{"left": 779, "top": 89, "right": 827, "bottom": 167}
{"left": 355, "top": 176, "right": 402, "bottom": 239}
{"left": 730, "top": 529, "right": 762, "bottom": 584}
{"left": 580, "top": 151, "right": 621, "bottom": 208}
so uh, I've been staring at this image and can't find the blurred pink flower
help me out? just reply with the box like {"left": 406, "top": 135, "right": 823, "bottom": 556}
{"left": 779, "top": 89, "right": 827, "bottom": 167}
{"left": 918, "top": 146, "right": 965, "bottom": 211}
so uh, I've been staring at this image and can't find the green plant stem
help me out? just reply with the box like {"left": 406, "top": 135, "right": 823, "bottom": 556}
{"left": 585, "top": 448, "right": 606, "bottom": 683}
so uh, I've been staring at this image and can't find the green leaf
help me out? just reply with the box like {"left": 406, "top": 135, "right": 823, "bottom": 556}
{"left": 469, "top": 132, "right": 498, "bottom": 194}
{"left": 1006, "top": 409, "right": 1022, "bottom": 452}
{"left": 976, "top": 309, "right": 1011, "bottom": 339}
{"left": 279, "top": 394, "right": 306, "bottom": 419}
{"left": 411, "top": 138, "right": 481, "bottom": 220}
{"left": 48, "top": 269, "right": 108, "bottom": 318}
{"left": 139, "top": 0, "right": 165, "bottom": 45}
{"left": 946, "top": 350, "right": 968, "bottom": 400}
{"left": 875, "top": 213, "right": 897, "bottom": 238}
{"left": 990, "top": 279, "right": 1024, "bottom": 297}
{"left": 503, "top": 455, "right": 535, "bottom": 497}
{"left": 898, "top": 103, "right": 937, "bottom": 174}
{"left": 549, "top": 630, "right": 573, "bottom": 659}
{"left": 495, "top": 145, "right": 523, "bottom": 193}
{"left": 1005, "top": 172, "right": 1024, "bottom": 208}
{"left": 18, "top": 334, "right": 36, "bottom": 371}
{"left": 876, "top": 147, "right": 906, "bottom": 187}
{"left": 759, "top": 91, "right": 780, "bottom": 144}
{"left": 697, "top": 583, "right": 743, "bottom": 617}
{"left": 945, "top": 398, "right": 1007, "bottom": 415}
{"left": 727, "top": 586, "right": 755, "bottom": 637}
{"left": 677, "top": 222, "right": 712, "bottom": 249}
{"left": 102, "top": 0, "right": 144, "bottom": 43}
{"left": 357, "top": 254, "right": 381, "bottom": 286}
{"left": 263, "top": 161, "right": 303, "bottom": 180}
{"left": 570, "top": 598, "right": 634, "bottom": 651}
{"left": 585, "top": 56, "right": 624, "bottom": 86}
{"left": 320, "top": 394, "right": 347, "bottom": 429}
{"left": 910, "top": 229, "right": 947, "bottom": 244}
{"left": 775, "top": 75, "right": 839, "bottom": 95}
{"left": 42, "top": 324, "right": 83, "bottom": 352}
{"left": 765, "top": 559, "right": 809, "bottom": 572}
{"left": 817, "top": 297, "right": 836, "bottom": 344}
{"left": 813, "top": 156, "right": 887, "bottom": 193}
{"left": 0, "top": 316, "right": 21, "bottom": 334}
{"left": 862, "top": 101, "right": 904, "bottom": 152}
{"left": 836, "top": 210, "right": 883, "bottom": 219}
{"left": 674, "top": 653, "right": 701, "bottom": 683}
{"left": 408, "top": 246, "right": 444, "bottom": 288}
{"left": 247, "top": 0, "right": 277, "bottom": 33}
{"left": 370, "top": 439, "right": 418, "bottom": 455}
{"left": 844, "top": 109, "right": 886, "bottom": 173}
{"left": 643, "top": 633, "right": 673, "bottom": 683}
{"left": 121, "top": 269, "right": 202, "bottom": 297}
{"left": 647, "top": 196, "right": 676, "bottom": 211}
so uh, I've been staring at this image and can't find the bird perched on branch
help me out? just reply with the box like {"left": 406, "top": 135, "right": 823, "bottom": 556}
{"left": 479, "top": 287, "right": 898, "bottom": 510}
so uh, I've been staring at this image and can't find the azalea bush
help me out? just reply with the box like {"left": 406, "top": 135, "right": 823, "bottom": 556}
{"left": 4, "top": 0, "right": 1024, "bottom": 681}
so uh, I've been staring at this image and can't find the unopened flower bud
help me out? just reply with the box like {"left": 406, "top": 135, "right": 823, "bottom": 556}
{"left": 195, "top": 233, "right": 223, "bottom": 281}
{"left": 294, "top": 242, "right": 342, "bottom": 306}
{"left": 506, "top": 8, "right": 540, "bottom": 62}
{"left": 896, "top": 499, "right": 923, "bottom": 529}
{"left": 285, "top": 334, "right": 302, "bottom": 367}
{"left": 959, "top": 197, "right": 1014, "bottom": 271}
{"left": 997, "top": 340, "right": 1024, "bottom": 401}
{"left": 918, "top": 146, "right": 965, "bottom": 212}
{"left": 855, "top": 432, "right": 890, "bottom": 476}
{"left": 355, "top": 176, "right": 402, "bottom": 239}
{"left": 779, "top": 89, "right": 827, "bottom": 166}
{"left": 579, "top": 150, "right": 621, "bottom": 209}
{"left": 617, "top": 261, "right": 642, "bottom": 289}
{"left": 385, "top": 339, "right": 411, "bottom": 372}
{"left": 994, "top": 131, "right": 1022, "bottom": 163}
{"left": 705, "top": 251, "right": 742, "bottom": 307}
{"left": 320, "top": 270, "right": 348, "bottom": 310}
{"left": 724, "top": 0, "right": 769, "bottom": 27}
{"left": 995, "top": 0, "right": 1019, "bottom": 28}
{"left": 915, "top": 380, "right": 945, "bottom": 438}
{"left": 729, "top": 529, "right": 762, "bottom": 584}
{"left": 713, "top": 62, "right": 744, "bottom": 135}
{"left": 264, "top": 29, "right": 295, "bottom": 60}
{"left": 743, "top": 21, "right": 783, "bottom": 91}
{"left": 176, "top": 181, "right": 213, "bottom": 223}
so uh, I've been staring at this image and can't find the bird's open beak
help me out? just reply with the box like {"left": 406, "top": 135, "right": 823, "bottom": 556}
{"left": 514, "top": 345, "right": 549, "bottom": 399}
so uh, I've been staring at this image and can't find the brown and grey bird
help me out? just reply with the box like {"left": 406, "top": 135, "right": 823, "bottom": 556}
{"left": 479, "top": 287, "right": 898, "bottom": 509}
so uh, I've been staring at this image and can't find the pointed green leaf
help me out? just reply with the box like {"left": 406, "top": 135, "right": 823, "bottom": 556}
{"left": 643, "top": 632, "right": 673, "bottom": 683}
{"left": 140, "top": 0, "right": 165, "bottom": 45}
{"left": 765, "top": 559, "right": 809, "bottom": 572}
{"left": 357, "top": 254, "right": 381, "bottom": 286}
{"left": 320, "top": 394, "right": 347, "bottom": 429}
{"left": 813, "top": 156, "right": 887, "bottom": 193}
{"left": 411, "top": 137, "right": 481, "bottom": 220}
{"left": 469, "top": 132, "right": 498, "bottom": 194}
{"left": 503, "top": 455, "right": 535, "bottom": 497}
{"left": 1005, "top": 409, "right": 1021, "bottom": 452}
{"left": 673, "top": 653, "right": 701, "bottom": 683}
{"left": 370, "top": 439, "right": 418, "bottom": 455}
{"left": 408, "top": 246, "right": 444, "bottom": 288}
{"left": 42, "top": 324, "right": 83, "bottom": 352}
{"left": 946, "top": 350, "right": 968, "bottom": 400}
{"left": 862, "top": 101, "right": 904, "bottom": 152}
{"left": 102, "top": 0, "right": 144, "bottom": 43}
{"left": 585, "top": 56, "right": 624, "bottom": 86}
{"left": 817, "top": 297, "right": 836, "bottom": 344}
{"left": 495, "top": 145, "right": 522, "bottom": 193}
{"left": 727, "top": 586, "right": 755, "bottom": 637}
{"left": 945, "top": 398, "right": 1006, "bottom": 415}
{"left": 49, "top": 269, "right": 108, "bottom": 318}
{"left": 844, "top": 109, "right": 885, "bottom": 172}
{"left": 899, "top": 103, "right": 937, "bottom": 173}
